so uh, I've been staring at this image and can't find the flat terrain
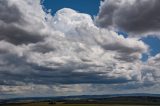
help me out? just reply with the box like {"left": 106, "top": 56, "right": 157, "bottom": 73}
{"left": 2, "top": 96, "right": 160, "bottom": 106}
{"left": 2, "top": 102, "right": 160, "bottom": 106}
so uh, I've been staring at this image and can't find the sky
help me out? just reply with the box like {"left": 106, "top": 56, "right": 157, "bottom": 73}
{"left": 0, "top": 0, "right": 160, "bottom": 99}
{"left": 42, "top": 0, "right": 100, "bottom": 16}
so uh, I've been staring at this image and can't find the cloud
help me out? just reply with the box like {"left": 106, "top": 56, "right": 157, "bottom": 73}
{"left": 0, "top": 0, "right": 159, "bottom": 97}
{"left": 96, "top": 0, "right": 160, "bottom": 37}
{"left": 143, "top": 54, "right": 160, "bottom": 83}
{"left": 0, "top": 0, "right": 45, "bottom": 45}
{"left": 0, "top": 0, "right": 22, "bottom": 23}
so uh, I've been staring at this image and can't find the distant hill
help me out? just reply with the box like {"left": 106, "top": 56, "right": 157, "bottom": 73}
{"left": 1, "top": 93, "right": 160, "bottom": 105}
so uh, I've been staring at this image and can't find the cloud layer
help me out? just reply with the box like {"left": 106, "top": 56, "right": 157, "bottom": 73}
{"left": 96, "top": 0, "right": 160, "bottom": 37}
{"left": 0, "top": 0, "right": 159, "bottom": 97}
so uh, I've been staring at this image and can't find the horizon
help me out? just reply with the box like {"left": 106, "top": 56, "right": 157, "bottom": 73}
{"left": 2, "top": 93, "right": 160, "bottom": 100}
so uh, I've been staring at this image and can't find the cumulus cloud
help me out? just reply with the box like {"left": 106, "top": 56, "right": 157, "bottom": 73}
{"left": 96, "top": 0, "right": 160, "bottom": 37}
{"left": 143, "top": 54, "right": 160, "bottom": 83}
{"left": 0, "top": 0, "right": 159, "bottom": 97}
{"left": 0, "top": 0, "right": 47, "bottom": 45}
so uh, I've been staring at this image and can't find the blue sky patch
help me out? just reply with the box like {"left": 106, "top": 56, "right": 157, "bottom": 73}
{"left": 42, "top": 0, "right": 100, "bottom": 16}
{"left": 142, "top": 36, "right": 160, "bottom": 56}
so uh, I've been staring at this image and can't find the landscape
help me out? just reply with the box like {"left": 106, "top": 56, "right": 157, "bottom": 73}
{"left": 1, "top": 94, "right": 160, "bottom": 106}
{"left": 0, "top": 0, "right": 160, "bottom": 106}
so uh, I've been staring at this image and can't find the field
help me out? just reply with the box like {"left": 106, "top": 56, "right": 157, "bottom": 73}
{"left": 3, "top": 102, "right": 160, "bottom": 106}
{"left": 2, "top": 96, "right": 160, "bottom": 106}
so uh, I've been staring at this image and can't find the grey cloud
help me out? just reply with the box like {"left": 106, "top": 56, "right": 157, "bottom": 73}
{"left": 0, "top": 50, "right": 133, "bottom": 85}
{"left": 0, "top": 0, "right": 44, "bottom": 45}
{"left": 96, "top": 0, "right": 160, "bottom": 37}
{"left": 0, "top": 0, "right": 22, "bottom": 23}
{"left": 0, "top": 0, "right": 158, "bottom": 97}
{"left": 144, "top": 54, "right": 160, "bottom": 81}
{"left": 0, "top": 24, "right": 44, "bottom": 45}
